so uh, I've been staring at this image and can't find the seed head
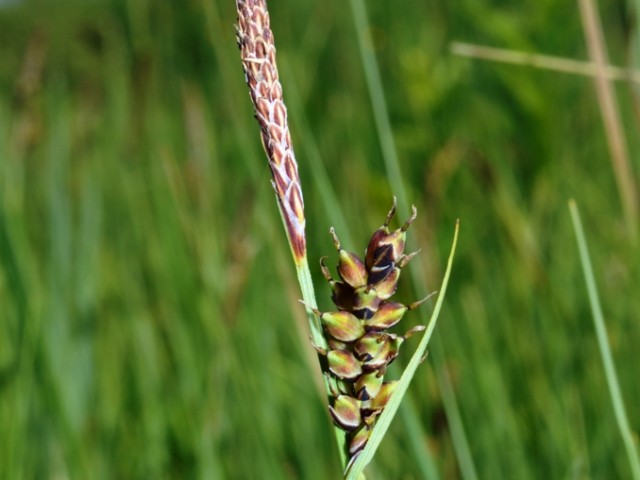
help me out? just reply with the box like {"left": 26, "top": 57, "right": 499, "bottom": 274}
{"left": 319, "top": 200, "right": 426, "bottom": 465}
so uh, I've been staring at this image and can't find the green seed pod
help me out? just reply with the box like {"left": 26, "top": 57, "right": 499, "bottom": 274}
{"left": 331, "top": 227, "right": 368, "bottom": 289}
{"left": 354, "top": 370, "right": 384, "bottom": 400}
{"left": 367, "top": 245, "right": 396, "bottom": 286}
{"left": 364, "top": 197, "right": 398, "bottom": 270}
{"left": 327, "top": 349, "right": 363, "bottom": 380}
{"left": 365, "top": 207, "right": 416, "bottom": 270}
{"left": 365, "top": 205, "right": 417, "bottom": 289}
{"left": 331, "top": 282, "right": 356, "bottom": 312}
{"left": 337, "top": 250, "right": 367, "bottom": 289}
{"left": 320, "top": 311, "right": 364, "bottom": 342}
{"left": 364, "top": 228, "right": 389, "bottom": 270}
{"left": 363, "top": 334, "right": 404, "bottom": 371}
{"left": 369, "top": 381, "right": 398, "bottom": 412}
{"left": 320, "top": 257, "right": 356, "bottom": 311}
{"left": 349, "top": 424, "right": 371, "bottom": 456}
{"left": 326, "top": 337, "right": 349, "bottom": 352}
{"left": 362, "top": 410, "right": 380, "bottom": 426}
{"left": 362, "top": 338, "right": 393, "bottom": 370}
{"left": 353, "top": 332, "right": 386, "bottom": 361}
{"left": 329, "top": 395, "right": 361, "bottom": 431}
{"left": 351, "top": 286, "right": 381, "bottom": 320}
{"left": 365, "top": 301, "right": 408, "bottom": 331}
{"left": 372, "top": 229, "right": 407, "bottom": 264}
{"left": 373, "top": 267, "right": 400, "bottom": 300}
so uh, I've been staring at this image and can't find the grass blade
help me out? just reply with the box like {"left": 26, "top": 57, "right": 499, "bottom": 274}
{"left": 345, "top": 220, "right": 460, "bottom": 480}
{"left": 348, "top": 1, "right": 475, "bottom": 477}
{"left": 568, "top": 200, "right": 640, "bottom": 479}
{"left": 348, "top": 0, "right": 407, "bottom": 211}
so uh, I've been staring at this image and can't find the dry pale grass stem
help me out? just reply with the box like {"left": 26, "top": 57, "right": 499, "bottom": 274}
{"left": 236, "top": 0, "right": 306, "bottom": 264}
{"left": 577, "top": 0, "right": 639, "bottom": 239}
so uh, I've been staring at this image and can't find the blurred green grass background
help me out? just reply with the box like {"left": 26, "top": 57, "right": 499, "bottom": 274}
{"left": 1, "top": 0, "right": 639, "bottom": 478}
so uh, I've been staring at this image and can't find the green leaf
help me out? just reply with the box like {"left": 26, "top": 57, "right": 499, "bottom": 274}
{"left": 568, "top": 201, "right": 640, "bottom": 480}
{"left": 345, "top": 220, "right": 460, "bottom": 479}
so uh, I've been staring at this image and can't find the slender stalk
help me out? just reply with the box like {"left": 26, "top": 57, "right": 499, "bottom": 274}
{"left": 450, "top": 42, "right": 640, "bottom": 84}
{"left": 569, "top": 200, "right": 640, "bottom": 479}
{"left": 577, "top": 0, "right": 639, "bottom": 240}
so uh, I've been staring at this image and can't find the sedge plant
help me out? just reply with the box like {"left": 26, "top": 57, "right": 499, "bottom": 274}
{"left": 235, "top": 0, "right": 459, "bottom": 476}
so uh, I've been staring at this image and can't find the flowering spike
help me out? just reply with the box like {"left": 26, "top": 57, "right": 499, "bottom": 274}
{"left": 324, "top": 373, "right": 341, "bottom": 397}
{"left": 327, "top": 337, "right": 349, "bottom": 351}
{"left": 375, "top": 229, "right": 407, "bottom": 265}
{"left": 329, "top": 226, "right": 342, "bottom": 250}
{"left": 318, "top": 199, "right": 425, "bottom": 464}
{"left": 310, "top": 340, "right": 327, "bottom": 357}
{"left": 364, "top": 198, "right": 397, "bottom": 270}
{"left": 236, "top": 0, "right": 306, "bottom": 263}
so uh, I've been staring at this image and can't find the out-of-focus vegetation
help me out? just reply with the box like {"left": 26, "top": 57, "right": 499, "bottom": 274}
{"left": 1, "top": 0, "right": 639, "bottom": 478}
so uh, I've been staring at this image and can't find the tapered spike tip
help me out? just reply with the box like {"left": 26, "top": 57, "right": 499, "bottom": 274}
{"left": 408, "top": 291, "right": 438, "bottom": 310}
{"left": 401, "top": 205, "right": 418, "bottom": 232}
{"left": 329, "top": 227, "right": 341, "bottom": 250}
{"left": 383, "top": 197, "right": 398, "bottom": 227}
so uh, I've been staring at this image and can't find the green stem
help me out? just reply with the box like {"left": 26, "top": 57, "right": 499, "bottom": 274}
{"left": 294, "top": 255, "right": 349, "bottom": 469}
{"left": 294, "top": 256, "right": 324, "bottom": 346}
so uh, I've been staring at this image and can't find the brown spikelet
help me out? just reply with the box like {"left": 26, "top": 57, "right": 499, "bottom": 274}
{"left": 236, "top": 0, "right": 306, "bottom": 263}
